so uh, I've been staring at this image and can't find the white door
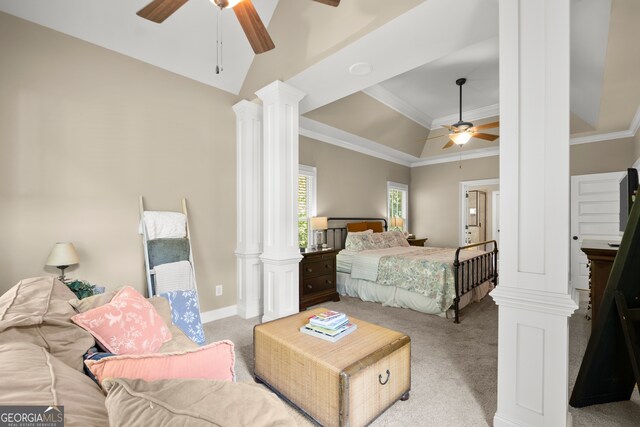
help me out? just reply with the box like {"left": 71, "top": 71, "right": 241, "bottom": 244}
{"left": 570, "top": 171, "right": 624, "bottom": 292}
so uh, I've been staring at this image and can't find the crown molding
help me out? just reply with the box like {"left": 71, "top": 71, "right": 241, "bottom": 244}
{"left": 298, "top": 104, "right": 640, "bottom": 168}
{"left": 431, "top": 104, "right": 500, "bottom": 128}
{"left": 410, "top": 146, "right": 500, "bottom": 167}
{"left": 362, "top": 85, "right": 433, "bottom": 129}
{"left": 299, "top": 117, "right": 416, "bottom": 167}
{"left": 569, "top": 105, "right": 640, "bottom": 145}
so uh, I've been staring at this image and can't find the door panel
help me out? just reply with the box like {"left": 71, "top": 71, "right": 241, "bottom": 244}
{"left": 570, "top": 171, "right": 624, "bottom": 291}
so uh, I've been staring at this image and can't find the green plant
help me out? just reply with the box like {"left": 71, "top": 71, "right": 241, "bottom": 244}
{"left": 65, "top": 280, "right": 96, "bottom": 300}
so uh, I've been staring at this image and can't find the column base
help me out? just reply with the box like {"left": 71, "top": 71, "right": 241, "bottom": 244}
{"left": 235, "top": 251, "right": 262, "bottom": 319}
{"left": 260, "top": 254, "right": 302, "bottom": 323}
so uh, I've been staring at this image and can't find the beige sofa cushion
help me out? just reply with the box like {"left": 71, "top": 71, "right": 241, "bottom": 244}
{"left": 103, "top": 378, "right": 296, "bottom": 427}
{"left": 0, "top": 342, "right": 108, "bottom": 427}
{"left": 0, "top": 277, "right": 95, "bottom": 371}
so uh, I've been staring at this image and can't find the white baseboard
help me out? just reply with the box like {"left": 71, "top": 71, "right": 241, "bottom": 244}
{"left": 201, "top": 305, "right": 238, "bottom": 324}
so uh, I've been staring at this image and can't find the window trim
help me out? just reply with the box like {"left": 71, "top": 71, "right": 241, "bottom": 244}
{"left": 387, "top": 181, "right": 409, "bottom": 232}
{"left": 299, "top": 165, "right": 317, "bottom": 248}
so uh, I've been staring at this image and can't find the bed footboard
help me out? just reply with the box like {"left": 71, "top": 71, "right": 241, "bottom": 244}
{"left": 452, "top": 240, "right": 498, "bottom": 323}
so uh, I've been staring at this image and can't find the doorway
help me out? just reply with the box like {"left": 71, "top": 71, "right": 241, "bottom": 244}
{"left": 459, "top": 178, "right": 500, "bottom": 247}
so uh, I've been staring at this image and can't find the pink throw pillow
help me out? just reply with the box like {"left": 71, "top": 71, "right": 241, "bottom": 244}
{"left": 85, "top": 340, "right": 235, "bottom": 384}
{"left": 71, "top": 286, "right": 171, "bottom": 355}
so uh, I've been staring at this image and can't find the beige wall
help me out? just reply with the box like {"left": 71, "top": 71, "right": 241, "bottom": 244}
{"left": 570, "top": 137, "right": 636, "bottom": 175}
{"left": 0, "top": 13, "right": 239, "bottom": 312}
{"left": 411, "top": 139, "right": 635, "bottom": 247}
{"left": 410, "top": 156, "right": 499, "bottom": 248}
{"left": 299, "top": 136, "right": 410, "bottom": 219}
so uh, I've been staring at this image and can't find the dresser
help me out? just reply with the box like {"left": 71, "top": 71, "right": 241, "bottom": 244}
{"left": 581, "top": 239, "right": 618, "bottom": 327}
{"left": 299, "top": 248, "right": 340, "bottom": 311}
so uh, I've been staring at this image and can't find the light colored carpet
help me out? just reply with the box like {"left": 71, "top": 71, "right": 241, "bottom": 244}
{"left": 204, "top": 296, "right": 640, "bottom": 426}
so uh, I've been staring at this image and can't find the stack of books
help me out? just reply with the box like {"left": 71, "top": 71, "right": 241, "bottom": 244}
{"left": 300, "top": 310, "right": 357, "bottom": 342}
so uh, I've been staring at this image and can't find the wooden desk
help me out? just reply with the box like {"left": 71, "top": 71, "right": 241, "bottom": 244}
{"left": 581, "top": 239, "right": 618, "bottom": 327}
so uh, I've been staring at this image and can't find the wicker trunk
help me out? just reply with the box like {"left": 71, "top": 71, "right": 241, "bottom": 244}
{"left": 254, "top": 308, "right": 411, "bottom": 427}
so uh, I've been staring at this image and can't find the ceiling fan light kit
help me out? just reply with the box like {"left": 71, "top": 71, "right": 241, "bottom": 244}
{"left": 439, "top": 77, "right": 500, "bottom": 149}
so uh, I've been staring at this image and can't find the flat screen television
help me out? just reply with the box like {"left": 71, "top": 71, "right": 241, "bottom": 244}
{"left": 620, "top": 168, "right": 639, "bottom": 232}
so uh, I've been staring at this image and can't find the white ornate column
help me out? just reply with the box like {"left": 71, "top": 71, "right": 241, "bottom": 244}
{"left": 256, "top": 81, "right": 306, "bottom": 322}
{"left": 233, "top": 100, "right": 263, "bottom": 319}
{"left": 491, "top": 0, "right": 578, "bottom": 426}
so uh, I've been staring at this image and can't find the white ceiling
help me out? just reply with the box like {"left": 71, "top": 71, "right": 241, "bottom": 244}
{"left": 0, "top": 0, "right": 616, "bottom": 134}
{"left": 0, "top": 0, "right": 279, "bottom": 95}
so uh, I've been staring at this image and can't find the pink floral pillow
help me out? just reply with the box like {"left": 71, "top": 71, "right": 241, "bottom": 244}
{"left": 71, "top": 286, "right": 171, "bottom": 355}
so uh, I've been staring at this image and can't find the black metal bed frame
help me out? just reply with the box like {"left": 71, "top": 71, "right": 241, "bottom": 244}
{"left": 327, "top": 217, "right": 498, "bottom": 323}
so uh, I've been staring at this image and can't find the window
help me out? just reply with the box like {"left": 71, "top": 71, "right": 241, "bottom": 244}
{"left": 387, "top": 182, "right": 408, "bottom": 231}
{"left": 298, "top": 165, "right": 317, "bottom": 248}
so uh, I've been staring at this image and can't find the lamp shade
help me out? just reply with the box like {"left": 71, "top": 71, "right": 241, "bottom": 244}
{"left": 390, "top": 217, "right": 404, "bottom": 228}
{"left": 46, "top": 242, "right": 80, "bottom": 267}
{"left": 310, "top": 217, "right": 328, "bottom": 230}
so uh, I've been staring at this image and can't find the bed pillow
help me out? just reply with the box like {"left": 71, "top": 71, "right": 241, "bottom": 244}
{"left": 344, "top": 230, "right": 373, "bottom": 252}
{"left": 0, "top": 276, "right": 96, "bottom": 371}
{"left": 85, "top": 340, "right": 235, "bottom": 385}
{"left": 380, "top": 230, "right": 410, "bottom": 248}
{"left": 71, "top": 286, "right": 171, "bottom": 355}
{"left": 159, "top": 289, "right": 206, "bottom": 345}
{"left": 102, "top": 378, "right": 296, "bottom": 427}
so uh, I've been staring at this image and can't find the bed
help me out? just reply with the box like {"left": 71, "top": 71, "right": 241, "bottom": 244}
{"left": 326, "top": 218, "right": 499, "bottom": 323}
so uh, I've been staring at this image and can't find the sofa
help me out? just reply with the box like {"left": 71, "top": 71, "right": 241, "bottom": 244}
{"left": 0, "top": 277, "right": 297, "bottom": 426}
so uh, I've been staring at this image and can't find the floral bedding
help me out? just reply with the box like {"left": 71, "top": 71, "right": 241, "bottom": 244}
{"left": 349, "top": 247, "right": 487, "bottom": 312}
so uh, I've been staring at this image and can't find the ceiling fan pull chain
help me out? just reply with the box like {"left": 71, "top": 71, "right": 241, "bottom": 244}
{"left": 215, "top": 8, "right": 223, "bottom": 74}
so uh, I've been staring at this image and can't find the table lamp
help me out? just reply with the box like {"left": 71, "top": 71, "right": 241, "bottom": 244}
{"left": 390, "top": 217, "right": 404, "bottom": 230}
{"left": 310, "top": 217, "right": 328, "bottom": 250}
{"left": 46, "top": 242, "right": 79, "bottom": 282}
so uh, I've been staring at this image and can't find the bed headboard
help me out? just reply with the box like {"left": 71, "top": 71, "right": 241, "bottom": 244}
{"left": 326, "top": 217, "right": 388, "bottom": 250}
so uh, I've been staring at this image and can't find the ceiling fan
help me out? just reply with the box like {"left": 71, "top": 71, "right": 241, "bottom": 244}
{"left": 436, "top": 78, "right": 499, "bottom": 149}
{"left": 136, "top": 0, "right": 341, "bottom": 55}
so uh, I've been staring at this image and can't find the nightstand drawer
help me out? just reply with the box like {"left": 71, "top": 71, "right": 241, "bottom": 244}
{"left": 301, "top": 274, "right": 335, "bottom": 295}
{"left": 301, "top": 259, "right": 335, "bottom": 279}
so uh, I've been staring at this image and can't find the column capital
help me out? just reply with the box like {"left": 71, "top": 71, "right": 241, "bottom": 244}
{"left": 232, "top": 99, "right": 262, "bottom": 117}
{"left": 490, "top": 287, "right": 577, "bottom": 318}
{"left": 255, "top": 80, "right": 306, "bottom": 104}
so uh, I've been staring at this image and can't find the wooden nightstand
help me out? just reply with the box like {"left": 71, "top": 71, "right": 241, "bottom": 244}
{"left": 407, "top": 237, "right": 428, "bottom": 247}
{"left": 299, "top": 248, "right": 340, "bottom": 311}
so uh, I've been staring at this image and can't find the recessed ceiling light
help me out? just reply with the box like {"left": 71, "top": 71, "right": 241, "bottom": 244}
{"left": 349, "top": 62, "right": 372, "bottom": 76}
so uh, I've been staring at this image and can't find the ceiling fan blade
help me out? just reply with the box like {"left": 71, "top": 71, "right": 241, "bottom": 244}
{"left": 442, "top": 139, "right": 455, "bottom": 149}
{"left": 313, "top": 0, "right": 341, "bottom": 6}
{"left": 471, "top": 121, "right": 500, "bottom": 132}
{"left": 233, "top": 0, "right": 275, "bottom": 54}
{"left": 472, "top": 132, "right": 499, "bottom": 142}
{"left": 137, "top": 0, "right": 189, "bottom": 23}
{"left": 441, "top": 125, "right": 455, "bottom": 132}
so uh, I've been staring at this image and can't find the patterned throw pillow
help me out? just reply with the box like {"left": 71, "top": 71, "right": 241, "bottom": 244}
{"left": 71, "top": 286, "right": 172, "bottom": 355}
{"left": 159, "top": 290, "right": 206, "bottom": 345}
{"left": 344, "top": 230, "right": 373, "bottom": 252}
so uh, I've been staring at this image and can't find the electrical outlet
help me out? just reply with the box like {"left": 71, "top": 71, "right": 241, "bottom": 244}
{"left": 215, "top": 285, "right": 223, "bottom": 296}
